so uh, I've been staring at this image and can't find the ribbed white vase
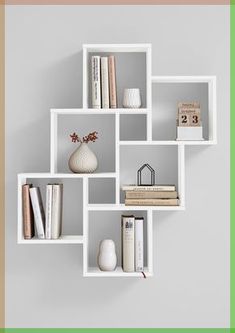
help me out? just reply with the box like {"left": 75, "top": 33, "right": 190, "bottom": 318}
{"left": 68, "top": 142, "right": 98, "bottom": 173}
{"left": 123, "top": 88, "right": 142, "bottom": 108}
{"left": 97, "top": 239, "right": 117, "bottom": 271}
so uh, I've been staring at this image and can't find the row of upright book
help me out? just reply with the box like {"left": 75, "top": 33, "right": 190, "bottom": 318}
{"left": 91, "top": 55, "right": 117, "bottom": 109}
{"left": 22, "top": 184, "right": 63, "bottom": 240}
{"left": 121, "top": 215, "right": 144, "bottom": 272}
{"left": 122, "top": 184, "right": 179, "bottom": 206}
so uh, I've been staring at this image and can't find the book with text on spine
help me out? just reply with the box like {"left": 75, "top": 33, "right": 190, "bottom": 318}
{"left": 122, "top": 215, "right": 135, "bottom": 272}
{"left": 22, "top": 184, "right": 35, "bottom": 239}
{"left": 29, "top": 187, "right": 45, "bottom": 239}
{"left": 101, "top": 57, "right": 110, "bottom": 108}
{"left": 122, "top": 185, "right": 176, "bottom": 192}
{"left": 135, "top": 217, "right": 144, "bottom": 272}
{"left": 125, "top": 198, "right": 179, "bottom": 206}
{"left": 91, "top": 56, "right": 101, "bottom": 108}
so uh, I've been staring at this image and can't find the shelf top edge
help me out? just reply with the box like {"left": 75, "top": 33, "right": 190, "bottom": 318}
{"left": 83, "top": 43, "right": 152, "bottom": 51}
{"left": 151, "top": 75, "right": 216, "bottom": 83}
{"left": 50, "top": 108, "right": 149, "bottom": 114}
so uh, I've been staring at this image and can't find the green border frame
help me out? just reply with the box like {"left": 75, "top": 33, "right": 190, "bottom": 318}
{"left": 0, "top": 3, "right": 233, "bottom": 333}
{"left": 231, "top": 1, "right": 235, "bottom": 331}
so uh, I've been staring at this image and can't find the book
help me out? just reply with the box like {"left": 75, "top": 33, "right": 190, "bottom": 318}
{"left": 108, "top": 55, "right": 117, "bottom": 108}
{"left": 135, "top": 217, "right": 144, "bottom": 272}
{"left": 122, "top": 215, "right": 135, "bottom": 272}
{"left": 125, "top": 198, "right": 179, "bottom": 206}
{"left": 101, "top": 57, "right": 110, "bottom": 108}
{"left": 178, "top": 102, "right": 200, "bottom": 109}
{"left": 51, "top": 184, "right": 63, "bottom": 239}
{"left": 29, "top": 187, "right": 45, "bottom": 239}
{"left": 122, "top": 185, "right": 176, "bottom": 192}
{"left": 45, "top": 184, "right": 53, "bottom": 239}
{"left": 91, "top": 56, "right": 101, "bottom": 108}
{"left": 126, "top": 190, "right": 178, "bottom": 199}
{"left": 22, "top": 184, "right": 35, "bottom": 239}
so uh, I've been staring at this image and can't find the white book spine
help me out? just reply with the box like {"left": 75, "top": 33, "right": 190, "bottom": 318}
{"left": 45, "top": 184, "right": 53, "bottom": 239}
{"left": 51, "top": 184, "right": 63, "bottom": 239}
{"left": 101, "top": 57, "right": 110, "bottom": 108}
{"left": 122, "top": 216, "right": 135, "bottom": 272}
{"left": 135, "top": 218, "right": 144, "bottom": 272}
{"left": 29, "top": 187, "right": 45, "bottom": 239}
{"left": 91, "top": 56, "right": 101, "bottom": 108}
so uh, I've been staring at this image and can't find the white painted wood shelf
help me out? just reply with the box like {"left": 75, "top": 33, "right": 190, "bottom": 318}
{"left": 18, "top": 43, "right": 217, "bottom": 278}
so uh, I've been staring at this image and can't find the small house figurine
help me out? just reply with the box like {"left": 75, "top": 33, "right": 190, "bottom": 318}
{"left": 137, "top": 164, "right": 155, "bottom": 186}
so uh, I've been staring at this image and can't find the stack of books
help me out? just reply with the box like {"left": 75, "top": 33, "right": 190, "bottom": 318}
{"left": 22, "top": 183, "right": 63, "bottom": 240}
{"left": 122, "top": 184, "right": 179, "bottom": 206}
{"left": 91, "top": 55, "right": 117, "bottom": 109}
{"left": 121, "top": 215, "right": 144, "bottom": 273}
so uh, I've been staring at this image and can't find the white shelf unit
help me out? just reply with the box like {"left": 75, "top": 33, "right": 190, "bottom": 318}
{"left": 18, "top": 43, "right": 217, "bottom": 278}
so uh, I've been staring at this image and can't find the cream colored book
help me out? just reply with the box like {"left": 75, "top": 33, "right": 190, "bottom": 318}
{"left": 51, "top": 184, "right": 63, "bottom": 239}
{"left": 135, "top": 217, "right": 144, "bottom": 272}
{"left": 122, "top": 215, "right": 135, "bottom": 272}
{"left": 125, "top": 198, "right": 179, "bottom": 206}
{"left": 126, "top": 191, "right": 178, "bottom": 199}
{"left": 101, "top": 57, "right": 110, "bottom": 108}
{"left": 122, "top": 185, "right": 175, "bottom": 192}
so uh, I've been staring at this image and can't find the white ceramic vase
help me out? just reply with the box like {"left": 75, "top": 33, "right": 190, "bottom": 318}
{"left": 97, "top": 239, "right": 117, "bottom": 271}
{"left": 123, "top": 88, "right": 142, "bottom": 108}
{"left": 68, "top": 142, "right": 98, "bottom": 173}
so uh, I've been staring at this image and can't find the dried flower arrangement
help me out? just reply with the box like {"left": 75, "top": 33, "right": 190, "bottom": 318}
{"left": 70, "top": 131, "right": 98, "bottom": 143}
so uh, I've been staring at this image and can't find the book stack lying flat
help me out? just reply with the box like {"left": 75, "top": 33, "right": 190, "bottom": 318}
{"left": 22, "top": 183, "right": 63, "bottom": 240}
{"left": 122, "top": 185, "right": 179, "bottom": 206}
{"left": 121, "top": 215, "right": 144, "bottom": 273}
{"left": 91, "top": 55, "right": 117, "bottom": 109}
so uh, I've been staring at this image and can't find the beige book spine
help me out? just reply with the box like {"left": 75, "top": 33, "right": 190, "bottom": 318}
{"left": 126, "top": 191, "right": 177, "bottom": 199}
{"left": 122, "top": 185, "right": 176, "bottom": 192}
{"left": 125, "top": 198, "right": 179, "bottom": 206}
{"left": 108, "top": 56, "right": 117, "bottom": 108}
{"left": 22, "top": 184, "right": 34, "bottom": 239}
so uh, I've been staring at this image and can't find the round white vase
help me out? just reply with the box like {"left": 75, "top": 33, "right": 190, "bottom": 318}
{"left": 68, "top": 142, "right": 98, "bottom": 173}
{"left": 123, "top": 88, "right": 142, "bottom": 108}
{"left": 97, "top": 239, "right": 117, "bottom": 271}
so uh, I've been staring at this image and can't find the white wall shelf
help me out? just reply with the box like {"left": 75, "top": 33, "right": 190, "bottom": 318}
{"left": 18, "top": 43, "right": 217, "bottom": 278}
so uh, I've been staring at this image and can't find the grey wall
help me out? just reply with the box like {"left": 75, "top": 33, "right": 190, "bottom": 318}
{"left": 5, "top": 5, "right": 230, "bottom": 328}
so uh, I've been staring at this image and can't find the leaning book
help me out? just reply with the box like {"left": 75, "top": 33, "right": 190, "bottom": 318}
{"left": 29, "top": 187, "right": 45, "bottom": 239}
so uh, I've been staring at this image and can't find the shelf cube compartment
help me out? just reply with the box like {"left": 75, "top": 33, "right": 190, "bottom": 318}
{"left": 18, "top": 174, "right": 83, "bottom": 244}
{"left": 88, "top": 178, "right": 116, "bottom": 204}
{"left": 119, "top": 145, "right": 185, "bottom": 209}
{"left": 83, "top": 44, "right": 152, "bottom": 110}
{"left": 120, "top": 114, "right": 147, "bottom": 141}
{"left": 84, "top": 210, "right": 153, "bottom": 277}
{"left": 151, "top": 76, "right": 216, "bottom": 144}
{"left": 51, "top": 112, "right": 116, "bottom": 174}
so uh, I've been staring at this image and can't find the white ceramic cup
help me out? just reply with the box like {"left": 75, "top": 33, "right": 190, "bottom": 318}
{"left": 123, "top": 88, "right": 142, "bottom": 108}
